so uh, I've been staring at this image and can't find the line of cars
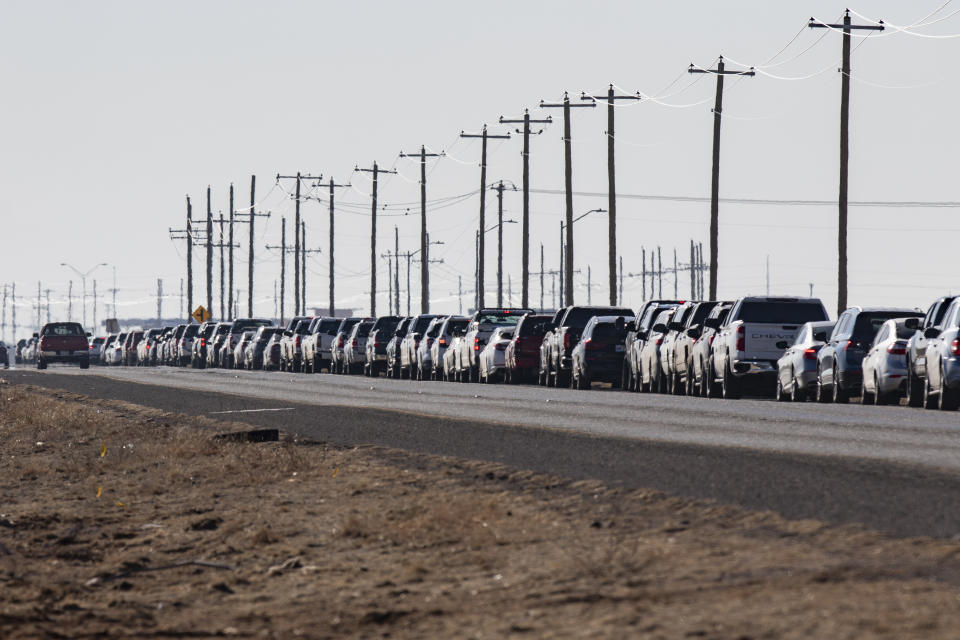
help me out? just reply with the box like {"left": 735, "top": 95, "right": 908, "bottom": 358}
{"left": 63, "top": 292, "right": 960, "bottom": 412}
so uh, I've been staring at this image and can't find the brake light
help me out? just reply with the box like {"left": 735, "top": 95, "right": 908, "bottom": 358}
{"left": 374, "top": 339, "right": 381, "bottom": 347}
{"left": 655, "top": 336, "right": 663, "bottom": 346}
{"left": 351, "top": 338, "right": 358, "bottom": 347}
{"left": 952, "top": 339, "right": 960, "bottom": 357}
{"left": 201, "top": 338, "right": 206, "bottom": 346}
{"left": 736, "top": 325, "right": 745, "bottom": 352}
{"left": 585, "top": 338, "right": 602, "bottom": 351}
{"left": 338, "top": 337, "right": 344, "bottom": 348}
{"left": 708, "top": 335, "right": 715, "bottom": 347}
{"left": 887, "top": 341, "right": 907, "bottom": 355}
{"left": 843, "top": 340, "right": 862, "bottom": 351}
{"left": 89, "top": 344, "right": 94, "bottom": 349}
{"left": 296, "top": 335, "right": 301, "bottom": 347}
{"left": 474, "top": 337, "right": 480, "bottom": 351}
{"left": 438, "top": 338, "right": 446, "bottom": 346}
{"left": 803, "top": 348, "right": 817, "bottom": 360}
{"left": 563, "top": 333, "right": 571, "bottom": 351}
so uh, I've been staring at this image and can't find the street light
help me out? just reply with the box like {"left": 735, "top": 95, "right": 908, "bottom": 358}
{"left": 60, "top": 262, "right": 107, "bottom": 328}
{"left": 559, "top": 209, "right": 605, "bottom": 306}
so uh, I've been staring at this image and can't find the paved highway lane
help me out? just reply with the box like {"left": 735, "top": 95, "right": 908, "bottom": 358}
{"left": 8, "top": 366, "right": 960, "bottom": 539}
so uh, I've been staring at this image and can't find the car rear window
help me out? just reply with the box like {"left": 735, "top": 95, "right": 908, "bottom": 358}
{"left": 339, "top": 320, "right": 359, "bottom": 334}
{"left": 92, "top": 337, "right": 105, "bottom": 345}
{"left": 295, "top": 320, "right": 312, "bottom": 334}
{"left": 184, "top": 325, "right": 199, "bottom": 337}
{"left": 357, "top": 323, "right": 373, "bottom": 338}
{"left": 413, "top": 317, "right": 435, "bottom": 333}
{"left": 42, "top": 323, "right": 85, "bottom": 336}
{"left": 564, "top": 308, "right": 634, "bottom": 329}
{"left": 517, "top": 316, "right": 552, "bottom": 337}
{"left": 853, "top": 312, "right": 921, "bottom": 341}
{"left": 738, "top": 301, "right": 828, "bottom": 324}
{"left": 446, "top": 319, "right": 469, "bottom": 334}
{"left": 591, "top": 323, "right": 628, "bottom": 340}
{"left": 895, "top": 323, "right": 916, "bottom": 340}
{"left": 234, "top": 319, "right": 273, "bottom": 333}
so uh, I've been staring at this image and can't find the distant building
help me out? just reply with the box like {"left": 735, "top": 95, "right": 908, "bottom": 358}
{"left": 311, "top": 308, "right": 356, "bottom": 318}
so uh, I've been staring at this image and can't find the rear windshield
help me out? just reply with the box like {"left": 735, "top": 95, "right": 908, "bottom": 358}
{"left": 319, "top": 319, "right": 341, "bottom": 334}
{"left": 258, "top": 328, "right": 283, "bottom": 341}
{"left": 41, "top": 323, "right": 84, "bottom": 336}
{"left": 518, "top": 316, "right": 552, "bottom": 337}
{"left": 233, "top": 319, "right": 273, "bottom": 333}
{"left": 338, "top": 319, "right": 359, "bottom": 334}
{"left": 446, "top": 319, "right": 469, "bottom": 334}
{"left": 853, "top": 312, "right": 921, "bottom": 341}
{"left": 895, "top": 323, "right": 916, "bottom": 340}
{"left": 357, "top": 323, "right": 373, "bottom": 338}
{"left": 413, "top": 317, "right": 436, "bottom": 333}
{"left": 688, "top": 303, "right": 716, "bottom": 327}
{"left": 738, "top": 301, "right": 827, "bottom": 324}
{"left": 92, "top": 337, "right": 105, "bottom": 345}
{"left": 375, "top": 319, "right": 399, "bottom": 334}
{"left": 184, "top": 325, "right": 199, "bottom": 337}
{"left": 564, "top": 308, "right": 634, "bottom": 329}
{"left": 591, "top": 323, "right": 628, "bottom": 340}
{"left": 295, "top": 320, "right": 312, "bottom": 334}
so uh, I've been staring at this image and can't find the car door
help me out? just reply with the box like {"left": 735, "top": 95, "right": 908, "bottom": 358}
{"left": 821, "top": 312, "right": 852, "bottom": 385}
{"left": 863, "top": 324, "right": 888, "bottom": 391}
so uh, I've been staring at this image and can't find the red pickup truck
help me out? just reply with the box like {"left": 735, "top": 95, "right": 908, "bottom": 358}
{"left": 35, "top": 322, "right": 90, "bottom": 370}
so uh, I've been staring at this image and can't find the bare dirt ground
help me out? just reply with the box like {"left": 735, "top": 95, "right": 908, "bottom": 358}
{"left": 3, "top": 381, "right": 960, "bottom": 639}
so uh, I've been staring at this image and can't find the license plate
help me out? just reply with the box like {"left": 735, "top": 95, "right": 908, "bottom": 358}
{"left": 615, "top": 345, "right": 624, "bottom": 352}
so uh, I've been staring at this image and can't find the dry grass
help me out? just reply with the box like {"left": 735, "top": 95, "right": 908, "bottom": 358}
{"left": 3, "top": 381, "right": 960, "bottom": 638}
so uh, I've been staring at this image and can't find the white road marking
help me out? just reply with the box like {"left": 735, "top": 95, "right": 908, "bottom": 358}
{"left": 209, "top": 407, "right": 295, "bottom": 415}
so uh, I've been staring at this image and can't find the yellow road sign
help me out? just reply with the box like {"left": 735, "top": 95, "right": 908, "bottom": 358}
{"left": 192, "top": 305, "right": 211, "bottom": 323}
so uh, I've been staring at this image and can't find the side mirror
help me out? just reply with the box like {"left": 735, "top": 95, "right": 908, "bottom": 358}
{"left": 703, "top": 318, "right": 720, "bottom": 329}
{"left": 637, "top": 331, "right": 648, "bottom": 342}
{"left": 904, "top": 317, "right": 920, "bottom": 331}
{"left": 32, "top": 333, "right": 38, "bottom": 338}
{"left": 686, "top": 327, "right": 701, "bottom": 340}
{"left": 652, "top": 323, "right": 667, "bottom": 334}
{"left": 86, "top": 332, "right": 92, "bottom": 337}
{"left": 924, "top": 327, "right": 941, "bottom": 339}
{"left": 813, "top": 331, "right": 828, "bottom": 342}
{"left": 775, "top": 340, "right": 789, "bottom": 350}
{"left": 284, "top": 330, "right": 292, "bottom": 337}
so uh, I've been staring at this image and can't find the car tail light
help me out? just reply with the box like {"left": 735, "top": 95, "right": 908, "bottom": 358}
{"left": 474, "top": 337, "right": 480, "bottom": 351}
{"left": 708, "top": 335, "right": 715, "bottom": 347}
{"left": 89, "top": 344, "right": 94, "bottom": 350}
{"left": 296, "top": 335, "right": 301, "bottom": 347}
{"left": 803, "top": 348, "right": 817, "bottom": 360}
{"left": 563, "top": 333, "right": 571, "bottom": 351}
{"left": 952, "top": 339, "right": 960, "bottom": 357}
{"left": 338, "top": 337, "right": 344, "bottom": 348}
{"left": 736, "top": 325, "right": 745, "bottom": 352}
{"left": 438, "top": 338, "right": 446, "bottom": 346}
{"left": 887, "top": 341, "right": 907, "bottom": 355}
{"left": 585, "top": 338, "right": 602, "bottom": 351}
{"left": 374, "top": 338, "right": 381, "bottom": 347}
{"left": 843, "top": 340, "right": 863, "bottom": 351}
{"left": 351, "top": 339, "right": 358, "bottom": 347}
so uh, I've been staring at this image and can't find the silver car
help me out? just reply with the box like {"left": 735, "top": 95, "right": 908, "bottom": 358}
{"left": 775, "top": 320, "right": 835, "bottom": 402}
{"left": 415, "top": 317, "right": 446, "bottom": 381}
{"left": 478, "top": 327, "right": 514, "bottom": 383}
{"left": 860, "top": 318, "right": 918, "bottom": 405}
{"left": 920, "top": 297, "right": 960, "bottom": 411}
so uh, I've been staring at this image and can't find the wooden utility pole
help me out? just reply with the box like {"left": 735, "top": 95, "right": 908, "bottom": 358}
{"left": 218, "top": 213, "right": 225, "bottom": 320}
{"left": 228, "top": 184, "right": 234, "bottom": 320}
{"left": 394, "top": 227, "right": 400, "bottom": 316}
{"left": 233, "top": 176, "right": 270, "bottom": 318}
{"left": 206, "top": 187, "right": 213, "bottom": 315}
{"left": 326, "top": 177, "right": 350, "bottom": 317}
{"left": 265, "top": 218, "right": 288, "bottom": 325}
{"left": 541, "top": 92, "right": 595, "bottom": 305}
{"left": 582, "top": 85, "right": 640, "bottom": 305}
{"left": 186, "top": 197, "right": 193, "bottom": 320}
{"left": 499, "top": 109, "right": 551, "bottom": 309}
{"left": 540, "top": 243, "right": 545, "bottom": 311}
{"left": 810, "top": 11, "right": 884, "bottom": 314}
{"left": 688, "top": 57, "right": 755, "bottom": 301}
{"left": 690, "top": 239, "right": 697, "bottom": 300}
{"left": 157, "top": 279, "right": 163, "bottom": 321}
{"left": 10, "top": 283, "right": 15, "bottom": 342}
{"left": 493, "top": 181, "right": 506, "bottom": 306}
{"left": 460, "top": 125, "right": 510, "bottom": 308}
{"left": 355, "top": 163, "right": 396, "bottom": 316}
{"left": 399, "top": 146, "right": 442, "bottom": 313}
{"left": 276, "top": 173, "right": 322, "bottom": 316}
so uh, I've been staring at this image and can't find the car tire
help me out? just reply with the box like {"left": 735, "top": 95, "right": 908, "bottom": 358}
{"left": 815, "top": 368, "right": 832, "bottom": 403}
{"left": 80, "top": 358, "right": 89, "bottom": 370}
{"left": 775, "top": 376, "right": 787, "bottom": 402}
{"left": 832, "top": 368, "right": 849, "bottom": 404}
{"left": 906, "top": 366, "right": 924, "bottom": 408}
{"left": 37, "top": 358, "right": 46, "bottom": 370}
{"left": 860, "top": 376, "right": 875, "bottom": 405}
{"left": 721, "top": 364, "right": 741, "bottom": 400}
{"left": 940, "top": 366, "right": 959, "bottom": 411}
{"left": 923, "top": 373, "right": 937, "bottom": 410}
{"left": 790, "top": 372, "right": 805, "bottom": 402}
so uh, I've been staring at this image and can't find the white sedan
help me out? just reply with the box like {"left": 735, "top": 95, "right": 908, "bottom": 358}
{"left": 478, "top": 328, "right": 514, "bottom": 383}
{"left": 861, "top": 317, "right": 917, "bottom": 405}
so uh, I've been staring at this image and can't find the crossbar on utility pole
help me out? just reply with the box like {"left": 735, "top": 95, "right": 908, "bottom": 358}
{"left": 398, "top": 146, "right": 442, "bottom": 314}
{"left": 581, "top": 85, "right": 640, "bottom": 305}
{"left": 460, "top": 125, "right": 510, "bottom": 308}
{"left": 540, "top": 91, "right": 595, "bottom": 305}
{"left": 499, "top": 109, "right": 551, "bottom": 309}
{"left": 355, "top": 162, "right": 397, "bottom": 316}
{"left": 809, "top": 10, "right": 884, "bottom": 315}
{"left": 688, "top": 56, "right": 755, "bottom": 301}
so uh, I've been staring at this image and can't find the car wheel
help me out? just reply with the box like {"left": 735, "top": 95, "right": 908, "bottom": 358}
{"left": 923, "top": 372, "right": 937, "bottom": 410}
{"left": 815, "top": 368, "right": 831, "bottom": 403}
{"left": 790, "top": 372, "right": 805, "bottom": 402}
{"left": 906, "top": 366, "right": 924, "bottom": 408}
{"left": 721, "top": 364, "right": 741, "bottom": 400}
{"left": 80, "top": 358, "right": 89, "bottom": 370}
{"left": 860, "top": 375, "right": 875, "bottom": 405}
{"left": 37, "top": 358, "right": 46, "bottom": 370}
{"left": 775, "top": 376, "right": 787, "bottom": 402}
{"left": 940, "top": 366, "right": 959, "bottom": 411}
{"left": 832, "top": 368, "right": 849, "bottom": 404}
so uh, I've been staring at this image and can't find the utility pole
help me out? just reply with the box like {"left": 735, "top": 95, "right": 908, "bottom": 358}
{"left": 326, "top": 177, "right": 351, "bottom": 317}
{"left": 168, "top": 196, "right": 195, "bottom": 321}
{"left": 540, "top": 92, "right": 596, "bottom": 305}
{"left": 406, "top": 251, "right": 412, "bottom": 315}
{"left": 688, "top": 57, "right": 755, "bottom": 301}
{"left": 690, "top": 240, "right": 696, "bottom": 300}
{"left": 582, "top": 85, "right": 640, "bottom": 305}
{"left": 458, "top": 276, "right": 463, "bottom": 314}
{"left": 67, "top": 281, "right": 73, "bottom": 321}
{"left": 355, "top": 163, "right": 396, "bottom": 316}
{"left": 673, "top": 248, "right": 678, "bottom": 299}
{"left": 206, "top": 186, "right": 213, "bottom": 315}
{"left": 394, "top": 227, "right": 400, "bottom": 316}
{"left": 558, "top": 222, "right": 564, "bottom": 308}
{"left": 232, "top": 177, "right": 269, "bottom": 318}
{"left": 385, "top": 252, "right": 393, "bottom": 313}
{"left": 276, "top": 173, "right": 322, "bottom": 316}
{"left": 157, "top": 278, "right": 163, "bottom": 321}
{"left": 461, "top": 126, "right": 510, "bottom": 308}
{"left": 11, "top": 283, "right": 16, "bottom": 341}
{"left": 399, "top": 145, "right": 442, "bottom": 313}
{"left": 2, "top": 285, "right": 8, "bottom": 343}
{"left": 619, "top": 255, "right": 624, "bottom": 305}
{"left": 587, "top": 266, "right": 592, "bottom": 305}
{"left": 540, "top": 243, "right": 545, "bottom": 311}
{"left": 36, "top": 281, "right": 41, "bottom": 333}
{"left": 92, "top": 280, "right": 97, "bottom": 330}
{"left": 658, "top": 246, "right": 663, "bottom": 298}
{"left": 43, "top": 288, "right": 52, "bottom": 324}
{"left": 228, "top": 184, "right": 234, "bottom": 319}
{"left": 810, "top": 10, "right": 884, "bottom": 314}
{"left": 500, "top": 109, "right": 552, "bottom": 308}
{"left": 491, "top": 180, "right": 507, "bottom": 307}
{"left": 218, "top": 213, "right": 225, "bottom": 320}
{"left": 266, "top": 218, "right": 293, "bottom": 325}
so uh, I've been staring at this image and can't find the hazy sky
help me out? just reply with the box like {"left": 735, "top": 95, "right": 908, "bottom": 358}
{"left": 2, "top": 1, "right": 958, "bottom": 333}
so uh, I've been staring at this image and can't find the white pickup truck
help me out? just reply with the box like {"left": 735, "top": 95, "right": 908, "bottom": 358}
{"left": 708, "top": 296, "right": 830, "bottom": 399}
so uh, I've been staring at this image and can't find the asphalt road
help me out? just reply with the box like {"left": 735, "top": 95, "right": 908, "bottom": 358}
{"left": 8, "top": 365, "right": 960, "bottom": 540}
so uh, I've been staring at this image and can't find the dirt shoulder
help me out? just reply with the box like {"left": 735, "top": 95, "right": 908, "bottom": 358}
{"left": 2, "top": 380, "right": 960, "bottom": 639}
